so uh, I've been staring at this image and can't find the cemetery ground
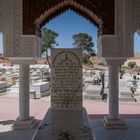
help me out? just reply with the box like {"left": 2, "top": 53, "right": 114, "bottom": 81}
{"left": 0, "top": 94, "right": 140, "bottom": 140}
{"left": 1, "top": 63, "right": 140, "bottom": 139}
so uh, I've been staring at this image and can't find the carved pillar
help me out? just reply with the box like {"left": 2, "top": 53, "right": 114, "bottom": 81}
{"left": 103, "top": 58, "right": 127, "bottom": 129}
{"left": 11, "top": 35, "right": 42, "bottom": 129}
{"left": 12, "top": 61, "right": 36, "bottom": 130}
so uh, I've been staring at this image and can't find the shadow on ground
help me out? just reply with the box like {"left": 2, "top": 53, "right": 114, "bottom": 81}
{"left": 91, "top": 118, "right": 140, "bottom": 140}
{"left": 0, "top": 119, "right": 41, "bottom": 140}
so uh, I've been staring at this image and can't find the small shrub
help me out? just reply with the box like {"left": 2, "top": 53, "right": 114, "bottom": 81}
{"left": 83, "top": 59, "right": 93, "bottom": 67}
{"left": 128, "top": 62, "right": 136, "bottom": 69}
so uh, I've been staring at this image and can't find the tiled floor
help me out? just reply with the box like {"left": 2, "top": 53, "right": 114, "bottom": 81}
{"left": 91, "top": 119, "right": 140, "bottom": 140}
{"left": 0, "top": 119, "right": 140, "bottom": 140}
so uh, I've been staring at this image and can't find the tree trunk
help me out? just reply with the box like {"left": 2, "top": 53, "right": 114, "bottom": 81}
{"left": 45, "top": 46, "right": 50, "bottom": 67}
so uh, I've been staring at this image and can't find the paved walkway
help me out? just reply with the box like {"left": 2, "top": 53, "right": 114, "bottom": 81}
{"left": 0, "top": 93, "right": 140, "bottom": 120}
{"left": 0, "top": 93, "right": 140, "bottom": 140}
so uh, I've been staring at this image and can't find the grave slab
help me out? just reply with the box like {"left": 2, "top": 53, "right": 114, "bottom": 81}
{"left": 33, "top": 108, "right": 95, "bottom": 140}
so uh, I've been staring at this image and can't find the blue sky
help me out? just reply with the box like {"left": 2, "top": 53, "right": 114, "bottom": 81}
{"left": 134, "top": 32, "right": 140, "bottom": 52}
{"left": 0, "top": 33, "right": 3, "bottom": 53}
{"left": 0, "top": 10, "right": 140, "bottom": 53}
{"left": 46, "top": 10, "right": 98, "bottom": 50}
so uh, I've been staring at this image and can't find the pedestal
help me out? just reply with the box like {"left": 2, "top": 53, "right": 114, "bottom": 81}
{"left": 13, "top": 116, "right": 36, "bottom": 130}
{"left": 103, "top": 117, "right": 127, "bottom": 129}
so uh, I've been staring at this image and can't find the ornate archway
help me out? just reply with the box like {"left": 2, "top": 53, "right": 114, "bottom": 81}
{"left": 35, "top": 0, "right": 102, "bottom": 26}
{"left": 23, "top": 0, "right": 115, "bottom": 35}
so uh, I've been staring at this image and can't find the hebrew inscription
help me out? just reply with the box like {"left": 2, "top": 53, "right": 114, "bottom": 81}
{"left": 51, "top": 49, "right": 82, "bottom": 110}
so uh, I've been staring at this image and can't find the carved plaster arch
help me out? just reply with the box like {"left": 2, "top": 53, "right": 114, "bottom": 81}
{"left": 35, "top": 0, "right": 103, "bottom": 28}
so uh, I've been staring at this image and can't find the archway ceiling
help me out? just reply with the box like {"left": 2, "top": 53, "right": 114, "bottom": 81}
{"left": 23, "top": 0, "right": 114, "bottom": 35}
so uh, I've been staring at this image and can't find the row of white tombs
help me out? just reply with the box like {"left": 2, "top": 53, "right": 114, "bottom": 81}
{"left": 0, "top": 66, "right": 140, "bottom": 101}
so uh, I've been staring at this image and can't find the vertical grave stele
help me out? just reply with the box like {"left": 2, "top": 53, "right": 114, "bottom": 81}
{"left": 51, "top": 48, "right": 83, "bottom": 110}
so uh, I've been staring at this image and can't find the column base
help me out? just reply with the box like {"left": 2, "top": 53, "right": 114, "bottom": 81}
{"left": 13, "top": 116, "right": 37, "bottom": 130}
{"left": 102, "top": 116, "right": 127, "bottom": 129}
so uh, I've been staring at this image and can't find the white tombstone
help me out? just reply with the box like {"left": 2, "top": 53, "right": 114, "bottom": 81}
{"left": 51, "top": 48, "right": 83, "bottom": 110}
{"left": 33, "top": 48, "right": 95, "bottom": 140}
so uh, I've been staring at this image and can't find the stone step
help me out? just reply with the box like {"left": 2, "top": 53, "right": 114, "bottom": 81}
{"left": 119, "top": 97, "right": 137, "bottom": 102}
{"left": 84, "top": 91, "right": 101, "bottom": 95}
{"left": 83, "top": 93, "right": 108, "bottom": 101}
{"left": 120, "top": 92, "right": 132, "bottom": 96}
{"left": 84, "top": 94, "right": 102, "bottom": 100}
{"left": 120, "top": 95, "right": 134, "bottom": 98}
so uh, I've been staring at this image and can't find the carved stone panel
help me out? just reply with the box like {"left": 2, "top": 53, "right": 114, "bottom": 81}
{"left": 20, "top": 35, "right": 42, "bottom": 58}
{"left": 2, "top": 0, "right": 23, "bottom": 57}
{"left": 51, "top": 48, "right": 82, "bottom": 110}
{"left": 98, "top": 35, "right": 123, "bottom": 57}
{"left": 133, "top": 0, "right": 140, "bottom": 32}
{"left": 115, "top": 0, "right": 134, "bottom": 57}
{"left": 0, "top": 1, "right": 4, "bottom": 33}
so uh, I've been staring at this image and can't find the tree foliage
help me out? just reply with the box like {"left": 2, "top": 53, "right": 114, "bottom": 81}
{"left": 72, "top": 33, "right": 95, "bottom": 63}
{"left": 128, "top": 61, "right": 136, "bottom": 69}
{"left": 41, "top": 27, "right": 59, "bottom": 66}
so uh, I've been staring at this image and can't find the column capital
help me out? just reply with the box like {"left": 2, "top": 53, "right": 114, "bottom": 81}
{"left": 97, "top": 35, "right": 133, "bottom": 58}
{"left": 9, "top": 57, "right": 37, "bottom": 65}
{"left": 105, "top": 58, "right": 127, "bottom": 65}
{"left": 20, "top": 35, "right": 42, "bottom": 58}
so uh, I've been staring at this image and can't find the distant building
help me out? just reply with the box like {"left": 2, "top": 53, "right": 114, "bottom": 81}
{"left": 90, "top": 56, "right": 107, "bottom": 65}
{"left": 0, "top": 53, "right": 13, "bottom": 66}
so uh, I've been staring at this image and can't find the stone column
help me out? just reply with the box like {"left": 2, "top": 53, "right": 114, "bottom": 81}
{"left": 19, "top": 64, "right": 30, "bottom": 120}
{"left": 12, "top": 61, "right": 36, "bottom": 130}
{"left": 9, "top": 35, "right": 41, "bottom": 129}
{"left": 103, "top": 59, "right": 127, "bottom": 129}
{"left": 108, "top": 64, "right": 119, "bottom": 119}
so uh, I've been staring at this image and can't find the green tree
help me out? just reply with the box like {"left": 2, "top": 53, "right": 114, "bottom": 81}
{"left": 128, "top": 62, "right": 136, "bottom": 69}
{"left": 72, "top": 33, "right": 96, "bottom": 63}
{"left": 41, "top": 27, "right": 59, "bottom": 66}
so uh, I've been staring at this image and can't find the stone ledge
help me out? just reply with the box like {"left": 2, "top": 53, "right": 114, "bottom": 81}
{"left": 33, "top": 107, "right": 95, "bottom": 140}
{"left": 102, "top": 116, "right": 127, "bottom": 129}
{"left": 9, "top": 57, "right": 37, "bottom": 64}
{"left": 12, "top": 116, "right": 37, "bottom": 130}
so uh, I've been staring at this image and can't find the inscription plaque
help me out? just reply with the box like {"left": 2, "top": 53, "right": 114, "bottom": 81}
{"left": 51, "top": 48, "right": 83, "bottom": 110}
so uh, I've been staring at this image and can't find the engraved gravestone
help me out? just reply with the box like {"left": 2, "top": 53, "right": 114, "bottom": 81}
{"left": 51, "top": 48, "right": 83, "bottom": 110}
